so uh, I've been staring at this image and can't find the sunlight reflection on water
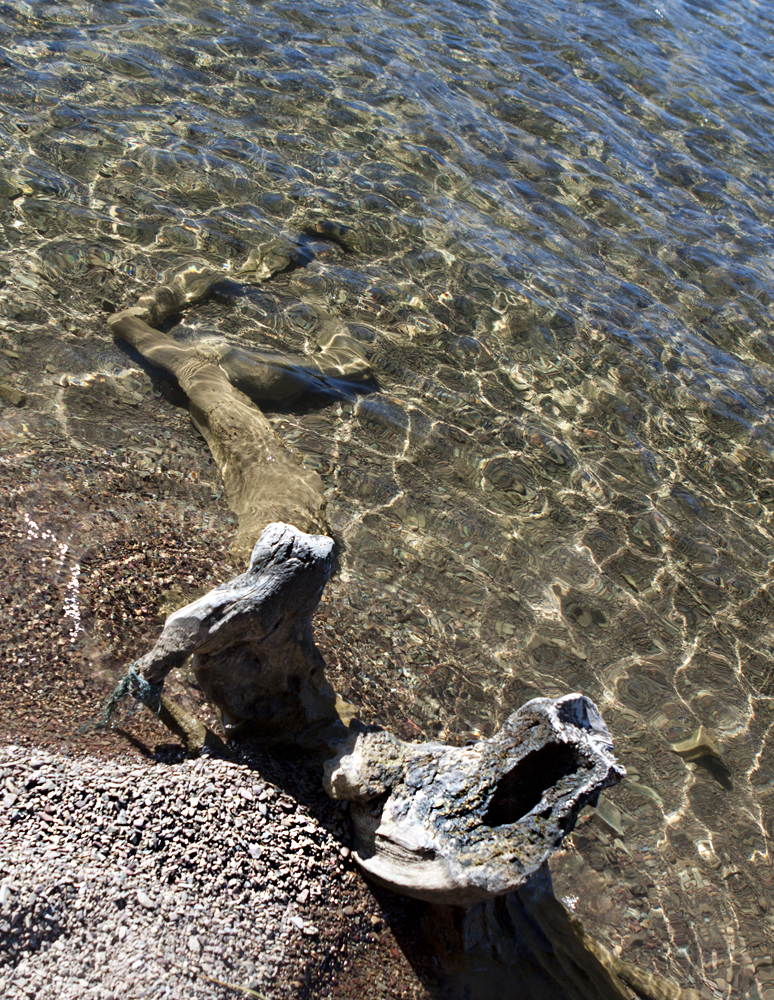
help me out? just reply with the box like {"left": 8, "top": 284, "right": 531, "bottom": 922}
{"left": 1, "top": 0, "right": 774, "bottom": 993}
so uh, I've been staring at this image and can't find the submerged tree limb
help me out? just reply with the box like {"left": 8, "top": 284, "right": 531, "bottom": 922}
{"left": 107, "top": 253, "right": 371, "bottom": 565}
{"left": 108, "top": 308, "right": 328, "bottom": 565}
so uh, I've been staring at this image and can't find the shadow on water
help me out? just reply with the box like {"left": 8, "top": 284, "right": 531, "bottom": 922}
{"left": 374, "top": 875, "right": 637, "bottom": 1000}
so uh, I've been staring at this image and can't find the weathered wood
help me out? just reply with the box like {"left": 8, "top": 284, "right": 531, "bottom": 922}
{"left": 133, "top": 522, "right": 343, "bottom": 749}
{"left": 103, "top": 249, "right": 631, "bottom": 928}
{"left": 108, "top": 310, "right": 327, "bottom": 566}
{"left": 324, "top": 693, "right": 625, "bottom": 906}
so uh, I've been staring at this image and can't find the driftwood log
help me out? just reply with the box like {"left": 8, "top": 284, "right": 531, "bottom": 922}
{"left": 103, "top": 238, "right": 628, "bottom": 911}
{"left": 324, "top": 693, "right": 624, "bottom": 905}
{"left": 93, "top": 230, "right": 707, "bottom": 999}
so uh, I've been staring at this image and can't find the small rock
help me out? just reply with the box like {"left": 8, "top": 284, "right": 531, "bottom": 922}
{"left": 187, "top": 935, "right": 201, "bottom": 953}
{"left": 0, "top": 885, "right": 12, "bottom": 905}
{"left": 136, "top": 890, "right": 156, "bottom": 909}
{"left": 2, "top": 792, "right": 17, "bottom": 809}
{"left": 342, "top": 905, "right": 355, "bottom": 916}
{"left": 0, "top": 383, "right": 25, "bottom": 407}
{"left": 296, "top": 888, "right": 309, "bottom": 905}
{"left": 302, "top": 924, "right": 319, "bottom": 936}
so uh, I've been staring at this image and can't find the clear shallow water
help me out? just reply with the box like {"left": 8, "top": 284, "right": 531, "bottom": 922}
{"left": 1, "top": 0, "right": 774, "bottom": 994}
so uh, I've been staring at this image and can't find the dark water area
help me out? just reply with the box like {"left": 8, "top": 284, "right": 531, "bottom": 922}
{"left": 1, "top": 0, "right": 774, "bottom": 995}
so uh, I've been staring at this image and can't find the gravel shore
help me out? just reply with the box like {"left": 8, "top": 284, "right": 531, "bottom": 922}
{"left": 0, "top": 741, "right": 431, "bottom": 1000}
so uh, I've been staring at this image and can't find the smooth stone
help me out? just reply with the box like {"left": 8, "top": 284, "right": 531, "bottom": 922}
{"left": 0, "top": 384, "right": 26, "bottom": 407}
{"left": 305, "top": 218, "right": 367, "bottom": 254}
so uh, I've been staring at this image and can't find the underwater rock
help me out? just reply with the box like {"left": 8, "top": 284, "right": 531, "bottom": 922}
{"left": 670, "top": 724, "right": 721, "bottom": 762}
{"left": 236, "top": 237, "right": 295, "bottom": 278}
{"left": 303, "top": 217, "right": 368, "bottom": 254}
{"left": 324, "top": 693, "right": 625, "bottom": 906}
{"left": 134, "top": 522, "right": 344, "bottom": 748}
{"left": 0, "top": 383, "right": 26, "bottom": 407}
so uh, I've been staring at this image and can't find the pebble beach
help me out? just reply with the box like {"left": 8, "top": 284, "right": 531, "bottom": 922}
{"left": 0, "top": 741, "right": 431, "bottom": 1000}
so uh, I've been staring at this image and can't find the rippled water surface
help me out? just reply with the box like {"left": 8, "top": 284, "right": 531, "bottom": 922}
{"left": 2, "top": 0, "right": 774, "bottom": 994}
